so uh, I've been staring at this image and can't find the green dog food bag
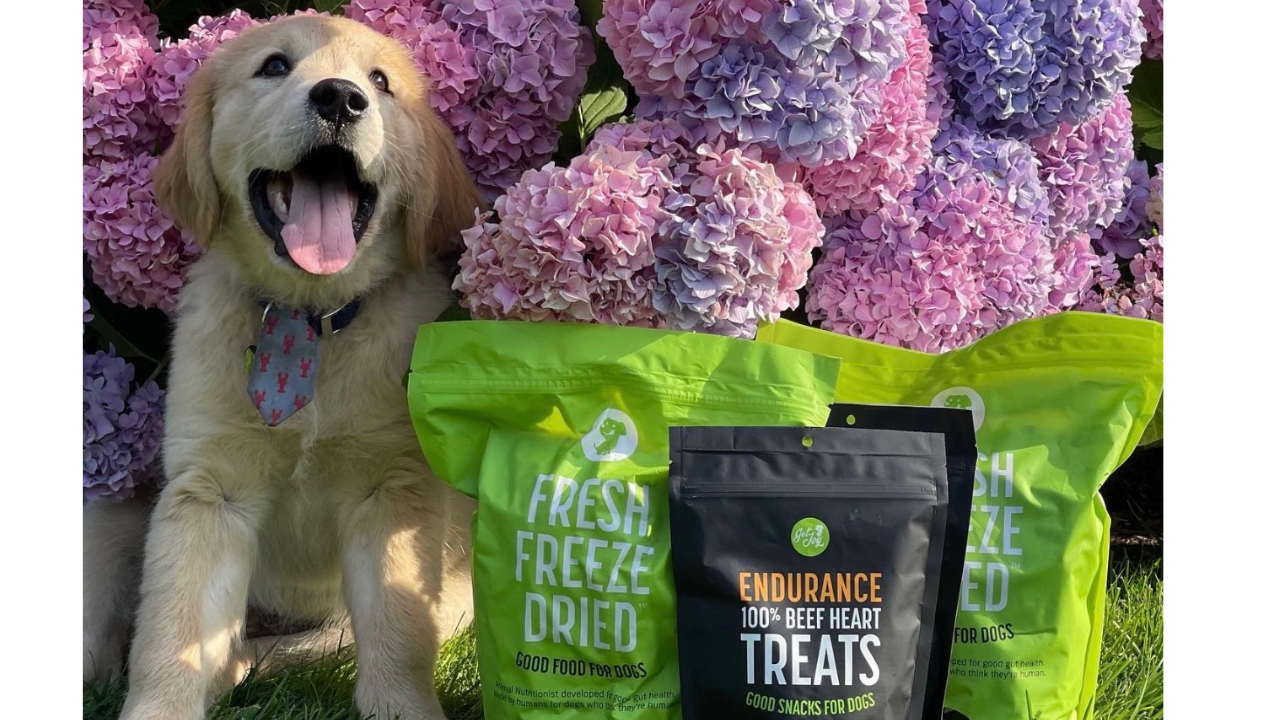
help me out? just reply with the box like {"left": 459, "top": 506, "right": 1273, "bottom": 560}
{"left": 757, "top": 313, "right": 1162, "bottom": 720}
{"left": 407, "top": 320, "right": 840, "bottom": 720}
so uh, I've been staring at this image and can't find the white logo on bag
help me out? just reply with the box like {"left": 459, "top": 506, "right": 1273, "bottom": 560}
{"left": 931, "top": 386, "right": 986, "bottom": 431}
{"left": 581, "top": 408, "right": 638, "bottom": 462}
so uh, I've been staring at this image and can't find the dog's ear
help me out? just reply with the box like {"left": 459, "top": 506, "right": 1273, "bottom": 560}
{"left": 154, "top": 61, "right": 221, "bottom": 247}
{"left": 406, "top": 100, "right": 485, "bottom": 268}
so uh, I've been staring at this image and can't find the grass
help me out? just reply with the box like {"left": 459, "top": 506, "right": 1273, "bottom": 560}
{"left": 85, "top": 648, "right": 365, "bottom": 720}
{"left": 84, "top": 559, "right": 1162, "bottom": 720}
{"left": 1094, "top": 556, "right": 1164, "bottom": 720}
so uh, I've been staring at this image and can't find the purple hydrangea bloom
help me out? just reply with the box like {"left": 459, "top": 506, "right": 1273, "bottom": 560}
{"left": 764, "top": 0, "right": 857, "bottom": 64}
{"left": 935, "top": 114, "right": 1049, "bottom": 226}
{"left": 1030, "top": 92, "right": 1135, "bottom": 241}
{"left": 348, "top": 0, "right": 595, "bottom": 200}
{"left": 1147, "top": 162, "right": 1163, "bottom": 232}
{"left": 666, "top": 41, "right": 883, "bottom": 167}
{"left": 85, "top": 11, "right": 251, "bottom": 314}
{"left": 806, "top": 121, "right": 1056, "bottom": 352}
{"left": 1140, "top": 0, "right": 1162, "bottom": 58}
{"left": 927, "top": 0, "right": 1145, "bottom": 137}
{"left": 1079, "top": 163, "right": 1162, "bottom": 321}
{"left": 1093, "top": 159, "right": 1152, "bottom": 259}
{"left": 603, "top": 0, "right": 911, "bottom": 167}
{"left": 84, "top": 349, "right": 165, "bottom": 503}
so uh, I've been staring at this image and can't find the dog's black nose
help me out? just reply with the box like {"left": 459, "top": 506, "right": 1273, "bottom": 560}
{"left": 309, "top": 78, "right": 368, "bottom": 128}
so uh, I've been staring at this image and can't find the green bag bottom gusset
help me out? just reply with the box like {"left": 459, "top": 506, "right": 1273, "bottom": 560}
{"left": 408, "top": 321, "right": 839, "bottom": 720}
{"left": 757, "top": 313, "right": 1162, "bottom": 720}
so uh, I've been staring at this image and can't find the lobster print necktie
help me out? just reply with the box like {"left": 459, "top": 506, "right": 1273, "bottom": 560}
{"left": 246, "top": 305, "right": 320, "bottom": 427}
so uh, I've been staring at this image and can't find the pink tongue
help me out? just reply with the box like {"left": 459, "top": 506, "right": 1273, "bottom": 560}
{"left": 280, "top": 174, "right": 356, "bottom": 275}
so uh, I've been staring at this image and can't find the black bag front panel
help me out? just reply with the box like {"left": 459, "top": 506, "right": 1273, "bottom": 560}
{"left": 670, "top": 426, "right": 948, "bottom": 720}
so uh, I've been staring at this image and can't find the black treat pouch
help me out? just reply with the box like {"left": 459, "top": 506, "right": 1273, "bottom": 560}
{"left": 669, "top": 426, "right": 953, "bottom": 720}
{"left": 827, "top": 405, "right": 977, "bottom": 720}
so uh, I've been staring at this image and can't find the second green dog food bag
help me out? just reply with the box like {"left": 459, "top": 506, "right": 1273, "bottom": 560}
{"left": 408, "top": 321, "right": 839, "bottom": 720}
{"left": 757, "top": 313, "right": 1162, "bottom": 720}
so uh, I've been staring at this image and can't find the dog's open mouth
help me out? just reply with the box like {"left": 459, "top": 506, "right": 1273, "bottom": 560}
{"left": 249, "top": 146, "right": 378, "bottom": 276}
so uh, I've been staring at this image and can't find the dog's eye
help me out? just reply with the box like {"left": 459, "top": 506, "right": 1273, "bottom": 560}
{"left": 257, "top": 54, "right": 292, "bottom": 78}
{"left": 369, "top": 70, "right": 390, "bottom": 95}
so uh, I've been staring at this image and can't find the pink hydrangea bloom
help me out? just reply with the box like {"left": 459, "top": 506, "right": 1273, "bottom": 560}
{"left": 1049, "top": 232, "right": 1100, "bottom": 308}
{"left": 598, "top": 0, "right": 723, "bottom": 97}
{"left": 147, "top": 12, "right": 261, "bottom": 129}
{"left": 592, "top": 122, "right": 824, "bottom": 335}
{"left": 1030, "top": 92, "right": 1136, "bottom": 241}
{"left": 806, "top": 123, "right": 1056, "bottom": 353}
{"left": 85, "top": 12, "right": 252, "bottom": 315}
{"left": 454, "top": 145, "right": 673, "bottom": 325}
{"left": 83, "top": 0, "right": 160, "bottom": 160}
{"left": 1078, "top": 234, "right": 1162, "bottom": 322}
{"left": 1141, "top": 0, "right": 1162, "bottom": 59}
{"left": 588, "top": 118, "right": 702, "bottom": 188}
{"left": 460, "top": 121, "right": 822, "bottom": 336}
{"left": 84, "top": 155, "right": 201, "bottom": 314}
{"left": 410, "top": 19, "right": 481, "bottom": 112}
{"left": 801, "top": 2, "right": 942, "bottom": 215}
{"left": 83, "top": 0, "right": 157, "bottom": 51}
{"left": 347, "top": 0, "right": 595, "bottom": 199}
{"left": 654, "top": 145, "right": 824, "bottom": 337}
{"left": 1130, "top": 236, "right": 1163, "bottom": 318}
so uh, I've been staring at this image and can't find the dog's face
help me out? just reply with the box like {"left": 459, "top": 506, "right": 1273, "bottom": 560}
{"left": 156, "top": 16, "right": 481, "bottom": 307}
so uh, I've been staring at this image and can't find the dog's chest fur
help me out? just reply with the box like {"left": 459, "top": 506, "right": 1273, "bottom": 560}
{"left": 160, "top": 250, "right": 459, "bottom": 618}
{"left": 164, "top": 250, "right": 452, "bottom": 447}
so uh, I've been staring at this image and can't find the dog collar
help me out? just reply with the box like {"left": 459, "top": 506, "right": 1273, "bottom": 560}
{"left": 255, "top": 297, "right": 362, "bottom": 336}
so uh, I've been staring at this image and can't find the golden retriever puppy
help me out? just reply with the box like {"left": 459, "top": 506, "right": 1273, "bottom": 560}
{"left": 82, "top": 15, "right": 482, "bottom": 720}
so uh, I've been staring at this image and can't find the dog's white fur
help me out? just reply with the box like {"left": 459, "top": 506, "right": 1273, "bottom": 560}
{"left": 82, "top": 16, "right": 483, "bottom": 720}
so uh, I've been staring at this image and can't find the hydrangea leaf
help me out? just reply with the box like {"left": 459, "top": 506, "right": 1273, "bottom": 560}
{"left": 86, "top": 305, "right": 156, "bottom": 364}
{"left": 1127, "top": 60, "right": 1163, "bottom": 151}
{"left": 575, "top": 30, "right": 630, "bottom": 147}
{"left": 578, "top": 86, "right": 628, "bottom": 144}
